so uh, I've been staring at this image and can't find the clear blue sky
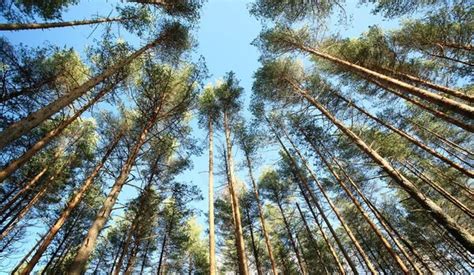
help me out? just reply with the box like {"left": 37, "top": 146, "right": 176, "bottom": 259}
{"left": 0, "top": 0, "right": 403, "bottom": 271}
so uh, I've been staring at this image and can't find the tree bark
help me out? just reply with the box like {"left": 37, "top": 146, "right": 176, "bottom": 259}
{"left": 266, "top": 117, "right": 353, "bottom": 274}
{"left": 310, "top": 142, "right": 410, "bottom": 273}
{"left": 295, "top": 202, "right": 329, "bottom": 275}
{"left": 208, "top": 118, "right": 216, "bottom": 275}
{"left": 0, "top": 83, "right": 117, "bottom": 183}
{"left": 20, "top": 132, "right": 122, "bottom": 274}
{"left": 223, "top": 111, "right": 249, "bottom": 275}
{"left": 243, "top": 152, "right": 278, "bottom": 275}
{"left": 334, "top": 92, "right": 473, "bottom": 177}
{"left": 68, "top": 101, "right": 163, "bottom": 274}
{"left": 0, "top": 35, "right": 164, "bottom": 151}
{"left": 287, "top": 80, "right": 474, "bottom": 252}
{"left": 377, "top": 66, "right": 473, "bottom": 103}
{"left": 275, "top": 200, "right": 307, "bottom": 275}
{"left": 311, "top": 139, "right": 431, "bottom": 274}
{"left": 0, "top": 17, "right": 131, "bottom": 31}
{"left": 245, "top": 207, "right": 263, "bottom": 275}
{"left": 156, "top": 233, "right": 167, "bottom": 275}
{"left": 296, "top": 43, "right": 474, "bottom": 118}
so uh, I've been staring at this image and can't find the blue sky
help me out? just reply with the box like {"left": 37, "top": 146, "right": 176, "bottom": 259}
{"left": 0, "top": 0, "right": 405, "bottom": 271}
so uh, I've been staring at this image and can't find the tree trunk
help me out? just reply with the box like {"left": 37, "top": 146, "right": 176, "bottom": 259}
{"left": 403, "top": 161, "right": 473, "bottom": 218}
{"left": 245, "top": 207, "right": 263, "bottom": 275}
{"left": 0, "top": 17, "right": 131, "bottom": 31}
{"left": 311, "top": 142, "right": 410, "bottom": 273}
{"left": 140, "top": 240, "right": 151, "bottom": 274}
{"left": 113, "top": 222, "right": 137, "bottom": 275}
{"left": 368, "top": 77, "right": 473, "bottom": 132}
{"left": 223, "top": 111, "right": 249, "bottom": 275}
{"left": 243, "top": 152, "right": 278, "bottom": 275}
{"left": 334, "top": 92, "right": 473, "bottom": 177}
{"left": 295, "top": 202, "right": 329, "bottom": 275}
{"left": 311, "top": 138, "right": 430, "bottom": 274}
{"left": 208, "top": 118, "right": 216, "bottom": 275}
{"left": 265, "top": 118, "right": 360, "bottom": 274}
{"left": 0, "top": 163, "right": 65, "bottom": 240}
{"left": 377, "top": 66, "right": 473, "bottom": 103}
{"left": 0, "top": 35, "right": 164, "bottom": 151}
{"left": 0, "top": 166, "right": 48, "bottom": 214}
{"left": 409, "top": 119, "right": 473, "bottom": 158}
{"left": 12, "top": 233, "right": 46, "bottom": 274}
{"left": 156, "top": 233, "right": 167, "bottom": 275}
{"left": 68, "top": 103, "right": 163, "bottom": 274}
{"left": 266, "top": 117, "right": 351, "bottom": 274}
{"left": 287, "top": 81, "right": 474, "bottom": 252}
{"left": 0, "top": 75, "right": 57, "bottom": 103}
{"left": 20, "top": 132, "right": 122, "bottom": 274}
{"left": 275, "top": 200, "right": 307, "bottom": 275}
{"left": 296, "top": 44, "right": 474, "bottom": 118}
{"left": 0, "top": 83, "right": 117, "bottom": 183}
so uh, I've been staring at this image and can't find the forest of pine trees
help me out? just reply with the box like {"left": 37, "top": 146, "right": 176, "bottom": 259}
{"left": 0, "top": 0, "right": 472, "bottom": 274}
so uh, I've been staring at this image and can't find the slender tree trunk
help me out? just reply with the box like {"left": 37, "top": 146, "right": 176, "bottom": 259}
{"left": 42, "top": 214, "right": 80, "bottom": 273}
{"left": 287, "top": 80, "right": 474, "bottom": 252}
{"left": 409, "top": 119, "right": 473, "bottom": 157}
{"left": 368, "top": 77, "right": 473, "bottom": 132}
{"left": 0, "top": 166, "right": 48, "bottom": 214}
{"left": 140, "top": 240, "right": 151, "bottom": 274}
{"left": 403, "top": 162, "right": 473, "bottom": 218}
{"left": 124, "top": 243, "right": 139, "bottom": 275}
{"left": 267, "top": 119, "right": 352, "bottom": 274}
{"left": 223, "top": 111, "right": 249, "bottom": 275}
{"left": 245, "top": 207, "right": 263, "bottom": 275}
{"left": 334, "top": 92, "right": 473, "bottom": 177}
{"left": 208, "top": 118, "right": 216, "bottom": 275}
{"left": 310, "top": 142, "right": 410, "bottom": 273}
{"left": 0, "top": 83, "right": 117, "bottom": 183}
{"left": 68, "top": 102, "right": 163, "bottom": 274}
{"left": 113, "top": 222, "right": 137, "bottom": 275}
{"left": 295, "top": 202, "right": 329, "bottom": 275}
{"left": 275, "top": 200, "right": 307, "bottom": 275}
{"left": 295, "top": 44, "right": 474, "bottom": 118}
{"left": 0, "top": 75, "right": 57, "bottom": 103}
{"left": 311, "top": 138, "right": 431, "bottom": 274}
{"left": 0, "top": 35, "right": 164, "bottom": 150}
{"left": 12, "top": 233, "right": 46, "bottom": 274}
{"left": 111, "top": 235, "right": 127, "bottom": 274}
{"left": 377, "top": 66, "right": 473, "bottom": 102}
{"left": 20, "top": 132, "right": 122, "bottom": 274}
{"left": 0, "top": 164, "right": 65, "bottom": 240}
{"left": 156, "top": 233, "right": 167, "bottom": 275}
{"left": 243, "top": 153, "right": 278, "bottom": 275}
{"left": 0, "top": 17, "right": 132, "bottom": 31}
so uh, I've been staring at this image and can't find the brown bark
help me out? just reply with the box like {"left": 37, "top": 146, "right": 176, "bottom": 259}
{"left": 243, "top": 152, "right": 278, "bottom": 275}
{"left": 295, "top": 44, "right": 474, "bottom": 119}
{"left": 0, "top": 35, "right": 164, "bottom": 151}
{"left": 295, "top": 202, "right": 330, "bottom": 275}
{"left": 156, "top": 233, "right": 167, "bottom": 275}
{"left": 311, "top": 143, "right": 410, "bottom": 273}
{"left": 0, "top": 83, "right": 117, "bottom": 183}
{"left": 208, "top": 118, "right": 216, "bottom": 275}
{"left": 223, "top": 111, "right": 249, "bottom": 275}
{"left": 403, "top": 162, "right": 473, "bottom": 218}
{"left": 276, "top": 128, "right": 377, "bottom": 274}
{"left": 334, "top": 92, "right": 473, "bottom": 177}
{"left": 311, "top": 139, "right": 432, "bottom": 274}
{"left": 20, "top": 132, "right": 122, "bottom": 274}
{"left": 266, "top": 117, "right": 355, "bottom": 274}
{"left": 0, "top": 75, "right": 57, "bottom": 103}
{"left": 276, "top": 200, "right": 307, "bottom": 275}
{"left": 245, "top": 206, "right": 263, "bottom": 275}
{"left": 378, "top": 67, "right": 474, "bottom": 103}
{"left": 287, "top": 80, "right": 474, "bottom": 252}
{"left": 0, "top": 17, "right": 131, "bottom": 31}
{"left": 409, "top": 119, "right": 473, "bottom": 157}
{"left": 369, "top": 77, "right": 473, "bottom": 132}
{"left": 68, "top": 100, "right": 163, "bottom": 274}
